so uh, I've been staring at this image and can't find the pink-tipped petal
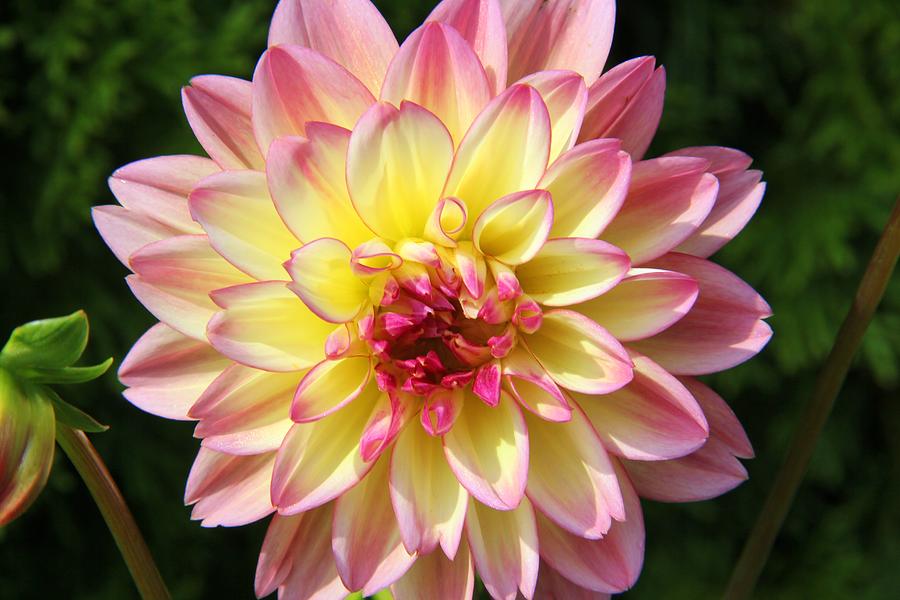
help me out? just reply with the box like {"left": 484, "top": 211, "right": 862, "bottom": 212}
{"left": 601, "top": 157, "right": 719, "bottom": 265}
{"left": 444, "top": 84, "right": 551, "bottom": 228}
{"left": 540, "top": 139, "right": 631, "bottom": 239}
{"left": 523, "top": 310, "right": 632, "bottom": 395}
{"left": 333, "top": 454, "right": 416, "bottom": 594}
{"left": 536, "top": 459, "right": 644, "bottom": 593}
{"left": 189, "top": 170, "right": 300, "bottom": 281}
{"left": 127, "top": 235, "right": 252, "bottom": 340}
{"left": 472, "top": 190, "right": 553, "bottom": 266}
{"left": 92, "top": 205, "right": 183, "bottom": 267}
{"left": 251, "top": 45, "right": 374, "bottom": 154}
{"left": 501, "top": 0, "right": 615, "bottom": 85}
{"left": 291, "top": 356, "right": 372, "bottom": 422}
{"left": 207, "top": 281, "right": 334, "bottom": 372}
{"left": 466, "top": 497, "right": 539, "bottom": 600}
{"left": 524, "top": 403, "right": 624, "bottom": 539}
{"left": 427, "top": 0, "right": 509, "bottom": 95}
{"left": 268, "top": 0, "right": 399, "bottom": 96}
{"left": 502, "top": 346, "right": 571, "bottom": 422}
{"left": 443, "top": 390, "right": 528, "bottom": 511}
{"left": 119, "top": 322, "right": 231, "bottom": 421}
{"left": 577, "top": 352, "right": 709, "bottom": 461}
{"left": 579, "top": 56, "right": 666, "bottom": 160}
{"left": 184, "top": 448, "right": 275, "bottom": 527}
{"left": 680, "top": 377, "right": 753, "bottom": 459}
{"left": 575, "top": 268, "right": 699, "bottom": 342}
{"left": 629, "top": 253, "right": 773, "bottom": 375}
{"left": 182, "top": 75, "right": 264, "bottom": 170}
{"left": 381, "top": 22, "right": 492, "bottom": 145}
{"left": 284, "top": 238, "right": 369, "bottom": 323}
{"left": 266, "top": 125, "right": 374, "bottom": 248}
{"left": 190, "top": 364, "right": 299, "bottom": 455}
{"left": 516, "top": 70, "right": 588, "bottom": 162}
{"left": 516, "top": 238, "right": 630, "bottom": 306}
{"left": 391, "top": 538, "right": 475, "bottom": 600}
{"left": 346, "top": 101, "right": 454, "bottom": 241}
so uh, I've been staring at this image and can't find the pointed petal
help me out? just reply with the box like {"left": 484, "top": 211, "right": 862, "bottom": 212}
{"left": 207, "top": 281, "right": 333, "bottom": 372}
{"left": 127, "top": 235, "right": 252, "bottom": 340}
{"left": 629, "top": 253, "right": 773, "bottom": 375}
{"left": 578, "top": 352, "right": 709, "bottom": 461}
{"left": 271, "top": 382, "right": 380, "bottom": 514}
{"left": 574, "top": 268, "right": 699, "bottom": 342}
{"left": 524, "top": 402, "right": 623, "bottom": 539}
{"left": 443, "top": 390, "right": 528, "bottom": 510}
{"left": 381, "top": 22, "right": 491, "bottom": 145}
{"left": 444, "top": 84, "right": 551, "bottom": 228}
{"left": 536, "top": 459, "right": 644, "bottom": 593}
{"left": 523, "top": 310, "right": 632, "bottom": 395}
{"left": 391, "top": 538, "right": 475, "bottom": 600}
{"left": 251, "top": 45, "right": 374, "bottom": 153}
{"left": 502, "top": 346, "right": 571, "bottom": 423}
{"left": 256, "top": 513, "right": 302, "bottom": 597}
{"left": 540, "top": 139, "right": 631, "bottom": 239}
{"left": 119, "top": 322, "right": 231, "bottom": 420}
{"left": 268, "top": 0, "right": 399, "bottom": 96}
{"left": 517, "top": 70, "right": 588, "bottom": 163}
{"left": 182, "top": 75, "right": 264, "bottom": 170}
{"left": 501, "top": 0, "right": 615, "bottom": 84}
{"left": 184, "top": 448, "right": 275, "bottom": 527}
{"left": 92, "top": 205, "right": 182, "bottom": 267}
{"left": 291, "top": 356, "right": 372, "bottom": 422}
{"left": 579, "top": 56, "right": 666, "bottom": 160}
{"left": 284, "top": 238, "right": 369, "bottom": 323}
{"left": 189, "top": 170, "right": 300, "bottom": 281}
{"left": 346, "top": 101, "right": 454, "bottom": 241}
{"left": 427, "top": 0, "right": 509, "bottom": 94}
{"left": 390, "top": 420, "right": 468, "bottom": 558}
{"left": 601, "top": 157, "right": 719, "bottom": 265}
{"left": 473, "top": 190, "right": 553, "bottom": 265}
{"left": 680, "top": 377, "right": 753, "bottom": 459}
{"left": 267, "top": 125, "right": 374, "bottom": 247}
{"left": 517, "top": 238, "right": 630, "bottom": 306}
{"left": 190, "top": 364, "right": 298, "bottom": 455}
{"left": 466, "top": 497, "right": 539, "bottom": 600}
{"left": 333, "top": 454, "right": 416, "bottom": 594}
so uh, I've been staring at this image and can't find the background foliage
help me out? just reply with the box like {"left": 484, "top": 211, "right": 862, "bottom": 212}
{"left": 1, "top": 0, "right": 898, "bottom": 597}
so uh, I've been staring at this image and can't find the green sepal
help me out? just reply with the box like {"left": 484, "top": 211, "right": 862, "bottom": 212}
{"left": 20, "top": 357, "right": 113, "bottom": 385}
{"left": 0, "top": 311, "right": 90, "bottom": 371}
{"left": 42, "top": 387, "right": 109, "bottom": 433}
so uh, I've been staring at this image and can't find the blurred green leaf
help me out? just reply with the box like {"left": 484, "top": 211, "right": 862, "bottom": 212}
{"left": 42, "top": 387, "right": 108, "bottom": 433}
{"left": 0, "top": 310, "right": 89, "bottom": 371}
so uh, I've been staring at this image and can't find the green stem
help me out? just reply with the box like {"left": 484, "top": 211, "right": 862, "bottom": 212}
{"left": 723, "top": 195, "right": 900, "bottom": 600}
{"left": 56, "top": 424, "right": 171, "bottom": 600}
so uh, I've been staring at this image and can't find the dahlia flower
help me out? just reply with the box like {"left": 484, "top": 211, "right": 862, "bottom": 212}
{"left": 94, "top": 0, "right": 771, "bottom": 597}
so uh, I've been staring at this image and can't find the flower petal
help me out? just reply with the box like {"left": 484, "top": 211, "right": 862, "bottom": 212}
{"left": 268, "top": 0, "right": 399, "bottom": 95}
{"left": 536, "top": 459, "right": 644, "bottom": 593}
{"left": 92, "top": 205, "right": 182, "bottom": 267}
{"left": 333, "top": 454, "right": 416, "bottom": 595}
{"left": 574, "top": 268, "right": 699, "bottom": 342}
{"left": 579, "top": 56, "right": 666, "bottom": 160}
{"left": 207, "top": 281, "right": 333, "bottom": 372}
{"left": 190, "top": 364, "right": 298, "bottom": 455}
{"left": 601, "top": 157, "right": 719, "bottom": 265}
{"left": 473, "top": 190, "right": 553, "bottom": 265}
{"left": 251, "top": 45, "right": 375, "bottom": 154}
{"left": 381, "top": 22, "right": 492, "bottom": 146}
{"left": 680, "top": 377, "right": 753, "bottom": 459}
{"left": 119, "top": 322, "right": 231, "bottom": 421}
{"left": 427, "top": 0, "right": 509, "bottom": 94}
{"left": 516, "top": 70, "right": 588, "bottom": 163}
{"left": 127, "top": 235, "right": 252, "bottom": 340}
{"left": 466, "top": 497, "right": 539, "bottom": 600}
{"left": 629, "top": 253, "right": 773, "bottom": 375}
{"left": 271, "top": 382, "right": 379, "bottom": 514}
{"left": 501, "top": 0, "right": 615, "bottom": 84}
{"left": 517, "top": 238, "right": 630, "bottom": 307}
{"left": 291, "top": 356, "right": 372, "bottom": 422}
{"left": 443, "top": 84, "right": 551, "bottom": 229}
{"left": 181, "top": 75, "right": 264, "bottom": 170}
{"left": 539, "top": 139, "right": 631, "bottom": 239}
{"left": 578, "top": 352, "right": 709, "bottom": 461}
{"left": 284, "top": 238, "right": 369, "bottom": 323}
{"left": 523, "top": 310, "right": 632, "bottom": 395}
{"left": 535, "top": 562, "right": 612, "bottom": 600}
{"left": 391, "top": 538, "right": 475, "bottom": 600}
{"left": 189, "top": 170, "right": 300, "bottom": 281}
{"left": 443, "top": 390, "right": 528, "bottom": 510}
{"left": 184, "top": 448, "right": 275, "bottom": 527}
{"left": 502, "top": 346, "right": 572, "bottom": 422}
{"left": 524, "top": 402, "right": 623, "bottom": 539}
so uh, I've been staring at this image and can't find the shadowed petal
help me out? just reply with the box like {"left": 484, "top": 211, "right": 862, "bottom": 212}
{"left": 535, "top": 562, "right": 612, "bottom": 599}
{"left": 184, "top": 448, "right": 275, "bottom": 527}
{"left": 391, "top": 538, "right": 475, "bottom": 600}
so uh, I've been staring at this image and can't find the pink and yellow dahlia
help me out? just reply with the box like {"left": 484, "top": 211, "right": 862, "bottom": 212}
{"left": 94, "top": 1, "right": 771, "bottom": 597}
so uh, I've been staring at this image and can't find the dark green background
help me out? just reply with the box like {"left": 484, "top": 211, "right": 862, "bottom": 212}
{"left": 1, "top": 0, "right": 898, "bottom": 597}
